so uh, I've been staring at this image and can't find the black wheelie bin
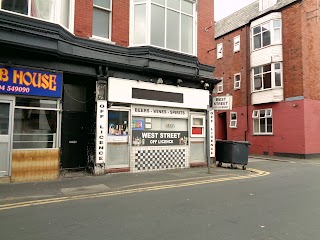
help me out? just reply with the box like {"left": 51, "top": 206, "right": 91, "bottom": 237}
{"left": 215, "top": 140, "right": 250, "bottom": 170}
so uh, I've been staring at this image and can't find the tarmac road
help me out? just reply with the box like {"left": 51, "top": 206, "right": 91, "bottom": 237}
{"left": 0, "top": 158, "right": 320, "bottom": 240}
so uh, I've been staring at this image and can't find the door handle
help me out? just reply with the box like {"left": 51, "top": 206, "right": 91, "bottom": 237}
{"left": 69, "top": 140, "right": 77, "bottom": 144}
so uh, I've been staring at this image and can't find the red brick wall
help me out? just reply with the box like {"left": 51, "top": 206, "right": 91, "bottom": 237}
{"left": 282, "top": 3, "right": 304, "bottom": 99}
{"left": 74, "top": 0, "right": 93, "bottom": 38}
{"left": 197, "top": 0, "right": 215, "bottom": 66}
{"left": 112, "top": 0, "right": 129, "bottom": 47}
{"left": 213, "top": 27, "right": 250, "bottom": 107}
{"left": 301, "top": 0, "right": 320, "bottom": 100}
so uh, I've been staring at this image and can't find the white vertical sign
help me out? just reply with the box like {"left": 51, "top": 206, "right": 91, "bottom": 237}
{"left": 96, "top": 101, "right": 107, "bottom": 164}
{"left": 209, "top": 109, "right": 215, "bottom": 157}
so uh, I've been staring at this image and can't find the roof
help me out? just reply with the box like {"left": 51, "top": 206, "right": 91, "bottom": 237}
{"left": 215, "top": 0, "right": 301, "bottom": 38}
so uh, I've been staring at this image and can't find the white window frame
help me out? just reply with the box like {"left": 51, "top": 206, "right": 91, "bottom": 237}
{"left": 217, "top": 42, "right": 223, "bottom": 59}
{"left": 234, "top": 35, "right": 240, "bottom": 52}
{"left": 252, "top": 19, "right": 282, "bottom": 51}
{"left": 234, "top": 73, "right": 241, "bottom": 90}
{"left": 230, "top": 112, "right": 237, "bottom": 128}
{"left": 259, "top": 0, "right": 277, "bottom": 11}
{"left": 217, "top": 78, "right": 223, "bottom": 93}
{"left": 0, "top": 0, "right": 75, "bottom": 32}
{"left": 92, "top": 0, "right": 112, "bottom": 42}
{"left": 130, "top": 0, "right": 197, "bottom": 56}
{"left": 252, "top": 62, "right": 282, "bottom": 92}
{"left": 191, "top": 115, "right": 206, "bottom": 138}
{"left": 252, "top": 108, "right": 273, "bottom": 135}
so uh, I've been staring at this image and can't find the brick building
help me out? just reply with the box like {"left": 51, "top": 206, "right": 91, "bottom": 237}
{"left": 0, "top": 0, "right": 218, "bottom": 183}
{"left": 214, "top": 0, "right": 320, "bottom": 158}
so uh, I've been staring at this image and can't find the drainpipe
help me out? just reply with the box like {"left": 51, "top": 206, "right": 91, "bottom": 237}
{"left": 245, "top": 26, "right": 250, "bottom": 141}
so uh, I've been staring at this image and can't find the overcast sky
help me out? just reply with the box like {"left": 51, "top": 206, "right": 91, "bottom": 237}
{"left": 214, "top": 0, "right": 257, "bottom": 21}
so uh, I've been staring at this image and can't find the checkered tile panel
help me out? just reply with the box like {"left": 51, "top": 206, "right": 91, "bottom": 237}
{"left": 134, "top": 148, "right": 187, "bottom": 172}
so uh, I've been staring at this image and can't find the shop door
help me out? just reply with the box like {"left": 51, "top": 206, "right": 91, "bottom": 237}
{"left": 107, "top": 109, "right": 130, "bottom": 168}
{"left": 0, "top": 101, "right": 12, "bottom": 176}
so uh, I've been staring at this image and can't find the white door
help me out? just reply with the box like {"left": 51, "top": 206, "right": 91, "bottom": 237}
{"left": 0, "top": 101, "right": 12, "bottom": 176}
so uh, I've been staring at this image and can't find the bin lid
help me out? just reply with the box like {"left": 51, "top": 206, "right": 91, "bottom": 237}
{"left": 216, "top": 140, "right": 250, "bottom": 145}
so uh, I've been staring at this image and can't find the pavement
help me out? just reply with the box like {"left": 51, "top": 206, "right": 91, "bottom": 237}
{"left": 0, "top": 155, "right": 317, "bottom": 206}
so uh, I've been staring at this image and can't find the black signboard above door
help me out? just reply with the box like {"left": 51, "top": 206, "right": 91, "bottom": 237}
{"left": 132, "top": 131, "right": 188, "bottom": 146}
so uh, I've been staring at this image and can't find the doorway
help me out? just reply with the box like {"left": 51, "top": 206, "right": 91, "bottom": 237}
{"left": 217, "top": 112, "right": 227, "bottom": 140}
{"left": 0, "top": 100, "right": 13, "bottom": 176}
{"left": 106, "top": 108, "right": 130, "bottom": 169}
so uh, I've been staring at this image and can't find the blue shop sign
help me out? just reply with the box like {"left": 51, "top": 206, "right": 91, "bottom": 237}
{"left": 0, "top": 65, "right": 62, "bottom": 98}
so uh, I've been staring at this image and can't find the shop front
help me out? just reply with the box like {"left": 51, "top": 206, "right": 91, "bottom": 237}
{"left": 0, "top": 64, "right": 62, "bottom": 182}
{"left": 95, "top": 77, "right": 212, "bottom": 173}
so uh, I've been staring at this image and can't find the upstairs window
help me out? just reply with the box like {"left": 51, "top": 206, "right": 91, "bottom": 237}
{"left": 93, "top": 0, "right": 112, "bottom": 40}
{"left": 234, "top": 35, "right": 240, "bottom": 52}
{"left": 252, "top": 19, "right": 281, "bottom": 50}
{"left": 253, "top": 62, "right": 282, "bottom": 92}
{"left": 217, "top": 78, "right": 223, "bottom": 93}
{"left": 259, "top": 0, "right": 277, "bottom": 11}
{"left": 217, "top": 43, "right": 223, "bottom": 59}
{"left": 0, "top": 0, "right": 74, "bottom": 31}
{"left": 234, "top": 73, "right": 241, "bottom": 90}
{"left": 132, "top": 0, "right": 196, "bottom": 55}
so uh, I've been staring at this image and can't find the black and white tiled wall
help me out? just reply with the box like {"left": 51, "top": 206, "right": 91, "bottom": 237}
{"left": 131, "top": 146, "right": 189, "bottom": 172}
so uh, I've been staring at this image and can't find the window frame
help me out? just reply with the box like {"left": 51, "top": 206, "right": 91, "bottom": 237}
{"left": 252, "top": 62, "right": 283, "bottom": 92}
{"left": 191, "top": 115, "right": 205, "bottom": 138}
{"left": 13, "top": 97, "right": 61, "bottom": 149}
{"left": 252, "top": 108, "right": 273, "bottom": 135}
{"left": 252, "top": 19, "right": 282, "bottom": 51}
{"left": 92, "top": 0, "right": 112, "bottom": 42}
{"left": 234, "top": 35, "right": 240, "bottom": 52}
{"left": 217, "top": 42, "right": 223, "bottom": 59}
{"left": 130, "top": 0, "right": 197, "bottom": 56}
{"left": 234, "top": 73, "right": 241, "bottom": 90}
{"left": 229, "top": 112, "right": 237, "bottom": 128}
{"left": 0, "top": 0, "right": 75, "bottom": 32}
{"left": 217, "top": 78, "right": 223, "bottom": 93}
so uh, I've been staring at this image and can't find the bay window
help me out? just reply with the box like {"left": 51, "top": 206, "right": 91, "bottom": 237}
{"left": 0, "top": 0, "right": 74, "bottom": 31}
{"left": 132, "top": 0, "right": 196, "bottom": 55}
{"left": 252, "top": 19, "right": 281, "bottom": 50}
{"left": 253, "top": 62, "right": 282, "bottom": 91}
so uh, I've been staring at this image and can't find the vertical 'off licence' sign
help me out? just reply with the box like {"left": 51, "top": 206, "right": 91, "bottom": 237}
{"left": 209, "top": 110, "right": 215, "bottom": 157}
{"left": 96, "top": 101, "right": 107, "bottom": 164}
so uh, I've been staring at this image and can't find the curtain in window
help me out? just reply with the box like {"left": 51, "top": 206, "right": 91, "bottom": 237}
{"left": 31, "top": 0, "right": 55, "bottom": 21}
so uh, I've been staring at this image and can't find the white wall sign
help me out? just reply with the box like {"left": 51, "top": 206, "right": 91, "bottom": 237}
{"left": 209, "top": 110, "right": 215, "bottom": 157}
{"left": 96, "top": 101, "right": 107, "bottom": 164}
{"left": 131, "top": 105, "right": 189, "bottom": 119}
{"left": 108, "top": 77, "right": 209, "bottom": 110}
{"left": 212, "top": 96, "right": 233, "bottom": 110}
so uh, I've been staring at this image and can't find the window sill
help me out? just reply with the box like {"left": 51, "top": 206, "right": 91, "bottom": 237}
{"left": 252, "top": 87, "right": 283, "bottom": 93}
{"left": 129, "top": 44, "right": 196, "bottom": 57}
{"left": 90, "top": 36, "right": 115, "bottom": 45}
{"left": 252, "top": 133, "right": 274, "bottom": 136}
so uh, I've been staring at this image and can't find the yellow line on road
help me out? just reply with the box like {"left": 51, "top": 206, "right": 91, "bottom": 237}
{"left": 0, "top": 168, "right": 269, "bottom": 211}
